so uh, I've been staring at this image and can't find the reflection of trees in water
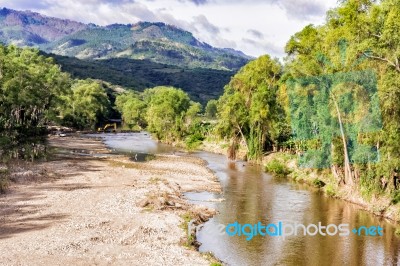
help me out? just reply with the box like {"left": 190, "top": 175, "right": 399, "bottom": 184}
{"left": 278, "top": 192, "right": 400, "bottom": 265}
{"left": 209, "top": 158, "right": 399, "bottom": 265}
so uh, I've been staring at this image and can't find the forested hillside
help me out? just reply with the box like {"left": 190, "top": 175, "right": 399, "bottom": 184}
{"left": 49, "top": 54, "right": 234, "bottom": 104}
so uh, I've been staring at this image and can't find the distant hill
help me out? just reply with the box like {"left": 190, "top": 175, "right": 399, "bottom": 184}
{"left": 0, "top": 8, "right": 251, "bottom": 71}
{"left": 48, "top": 53, "right": 234, "bottom": 104}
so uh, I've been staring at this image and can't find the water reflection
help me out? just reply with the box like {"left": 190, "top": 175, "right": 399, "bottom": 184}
{"left": 87, "top": 133, "right": 400, "bottom": 265}
{"left": 88, "top": 132, "right": 176, "bottom": 155}
{"left": 195, "top": 152, "right": 400, "bottom": 266}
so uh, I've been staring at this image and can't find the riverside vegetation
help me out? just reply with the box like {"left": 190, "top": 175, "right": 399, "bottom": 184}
{"left": 0, "top": 0, "right": 399, "bottom": 225}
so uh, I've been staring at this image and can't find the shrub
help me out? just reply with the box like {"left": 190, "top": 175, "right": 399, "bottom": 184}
{"left": 185, "top": 133, "right": 204, "bottom": 150}
{"left": 265, "top": 159, "right": 291, "bottom": 177}
{"left": 325, "top": 184, "right": 337, "bottom": 197}
{"left": 391, "top": 191, "right": 400, "bottom": 205}
{"left": 312, "top": 178, "right": 326, "bottom": 188}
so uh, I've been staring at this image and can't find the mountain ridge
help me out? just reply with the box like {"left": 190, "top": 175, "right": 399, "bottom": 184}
{"left": 0, "top": 7, "right": 251, "bottom": 70}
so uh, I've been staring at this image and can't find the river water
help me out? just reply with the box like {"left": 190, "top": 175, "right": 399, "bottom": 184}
{"left": 92, "top": 133, "right": 400, "bottom": 265}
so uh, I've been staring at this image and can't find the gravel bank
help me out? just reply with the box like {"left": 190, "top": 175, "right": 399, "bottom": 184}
{"left": 0, "top": 136, "right": 221, "bottom": 265}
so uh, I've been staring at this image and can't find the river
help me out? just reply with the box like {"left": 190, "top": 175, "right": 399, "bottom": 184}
{"left": 91, "top": 132, "right": 400, "bottom": 265}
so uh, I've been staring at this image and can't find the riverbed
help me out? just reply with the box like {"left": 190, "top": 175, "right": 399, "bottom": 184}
{"left": 96, "top": 132, "right": 400, "bottom": 265}
{"left": 0, "top": 134, "right": 219, "bottom": 265}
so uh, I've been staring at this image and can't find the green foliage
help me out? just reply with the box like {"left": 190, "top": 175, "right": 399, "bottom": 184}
{"left": 282, "top": 0, "right": 400, "bottom": 200}
{"left": 113, "top": 86, "right": 207, "bottom": 146}
{"left": 265, "top": 159, "right": 291, "bottom": 177}
{"left": 180, "top": 212, "right": 195, "bottom": 247}
{"left": 115, "top": 92, "right": 147, "bottom": 129}
{"left": 0, "top": 45, "right": 70, "bottom": 140}
{"left": 144, "top": 86, "right": 189, "bottom": 141}
{"left": 184, "top": 121, "right": 208, "bottom": 151}
{"left": 216, "top": 55, "right": 289, "bottom": 161}
{"left": 60, "top": 79, "right": 111, "bottom": 129}
{"left": 51, "top": 55, "right": 234, "bottom": 105}
{"left": 287, "top": 69, "right": 381, "bottom": 168}
{"left": 391, "top": 191, "right": 400, "bottom": 205}
{"left": 325, "top": 184, "right": 337, "bottom": 197}
{"left": 205, "top": 99, "right": 218, "bottom": 119}
{"left": 312, "top": 179, "right": 326, "bottom": 188}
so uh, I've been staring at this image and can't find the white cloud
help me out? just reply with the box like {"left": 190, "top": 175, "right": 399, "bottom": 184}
{"left": 0, "top": 0, "right": 339, "bottom": 57}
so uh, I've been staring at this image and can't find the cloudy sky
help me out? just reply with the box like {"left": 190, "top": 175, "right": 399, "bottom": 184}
{"left": 0, "top": 0, "right": 339, "bottom": 57}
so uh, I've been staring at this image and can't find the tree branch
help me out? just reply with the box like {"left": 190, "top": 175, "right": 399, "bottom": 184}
{"left": 370, "top": 33, "right": 382, "bottom": 39}
{"left": 363, "top": 52, "right": 400, "bottom": 72}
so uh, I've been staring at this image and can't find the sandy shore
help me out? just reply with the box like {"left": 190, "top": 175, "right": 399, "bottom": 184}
{"left": 0, "top": 136, "right": 221, "bottom": 265}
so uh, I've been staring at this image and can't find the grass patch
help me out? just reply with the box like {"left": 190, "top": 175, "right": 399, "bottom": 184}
{"left": 108, "top": 160, "right": 139, "bottom": 169}
{"left": 265, "top": 159, "right": 291, "bottom": 177}
{"left": 180, "top": 212, "right": 195, "bottom": 248}
{"left": 202, "top": 252, "right": 222, "bottom": 266}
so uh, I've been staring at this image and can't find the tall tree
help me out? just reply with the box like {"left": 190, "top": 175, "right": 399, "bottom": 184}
{"left": 0, "top": 45, "right": 69, "bottom": 139}
{"left": 216, "top": 55, "right": 286, "bottom": 161}
{"left": 143, "top": 86, "right": 200, "bottom": 142}
{"left": 60, "top": 79, "right": 110, "bottom": 129}
{"left": 115, "top": 92, "right": 147, "bottom": 129}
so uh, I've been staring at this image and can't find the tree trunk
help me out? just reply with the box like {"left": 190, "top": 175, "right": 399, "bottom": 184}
{"left": 332, "top": 95, "right": 353, "bottom": 186}
{"left": 236, "top": 124, "right": 249, "bottom": 154}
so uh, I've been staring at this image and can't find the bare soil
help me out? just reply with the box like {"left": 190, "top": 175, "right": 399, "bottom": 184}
{"left": 0, "top": 136, "right": 221, "bottom": 265}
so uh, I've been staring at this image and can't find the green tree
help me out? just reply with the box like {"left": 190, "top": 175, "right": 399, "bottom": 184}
{"left": 0, "top": 45, "right": 70, "bottom": 140}
{"left": 143, "top": 86, "right": 199, "bottom": 142}
{"left": 60, "top": 79, "right": 110, "bottom": 129}
{"left": 216, "top": 55, "right": 287, "bottom": 161}
{"left": 115, "top": 92, "right": 147, "bottom": 129}
{"left": 285, "top": 0, "right": 400, "bottom": 194}
{"left": 205, "top": 99, "right": 218, "bottom": 119}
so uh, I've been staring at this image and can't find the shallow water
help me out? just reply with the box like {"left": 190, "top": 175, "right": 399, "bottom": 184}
{"left": 92, "top": 133, "right": 400, "bottom": 265}
{"left": 87, "top": 132, "right": 176, "bottom": 161}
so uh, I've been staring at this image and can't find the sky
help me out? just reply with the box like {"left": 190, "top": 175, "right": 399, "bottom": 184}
{"left": 0, "top": 0, "right": 339, "bottom": 58}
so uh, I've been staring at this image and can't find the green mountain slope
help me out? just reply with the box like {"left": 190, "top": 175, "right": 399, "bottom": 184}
{"left": 49, "top": 54, "right": 234, "bottom": 104}
{"left": 0, "top": 8, "right": 250, "bottom": 70}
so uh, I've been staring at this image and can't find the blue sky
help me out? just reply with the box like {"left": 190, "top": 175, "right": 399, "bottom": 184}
{"left": 0, "top": 0, "right": 339, "bottom": 57}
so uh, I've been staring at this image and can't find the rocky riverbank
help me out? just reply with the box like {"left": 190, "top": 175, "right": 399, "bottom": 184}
{"left": 0, "top": 136, "right": 221, "bottom": 265}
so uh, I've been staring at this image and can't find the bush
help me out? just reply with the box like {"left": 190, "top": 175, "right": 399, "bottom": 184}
{"left": 185, "top": 133, "right": 203, "bottom": 150}
{"left": 391, "top": 191, "right": 400, "bottom": 205}
{"left": 312, "top": 178, "right": 326, "bottom": 188}
{"left": 265, "top": 159, "right": 291, "bottom": 177}
{"left": 325, "top": 184, "right": 337, "bottom": 197}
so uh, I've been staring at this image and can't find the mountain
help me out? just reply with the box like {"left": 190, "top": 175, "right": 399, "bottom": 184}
{"left": 0, "top": 8, "right": 251, "bottom": 70}
{"left": 48, "top": 53, "right": 233, "bottom": 105}
{"left": 0, "top": 8, "right": 86, "bottom": 45}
